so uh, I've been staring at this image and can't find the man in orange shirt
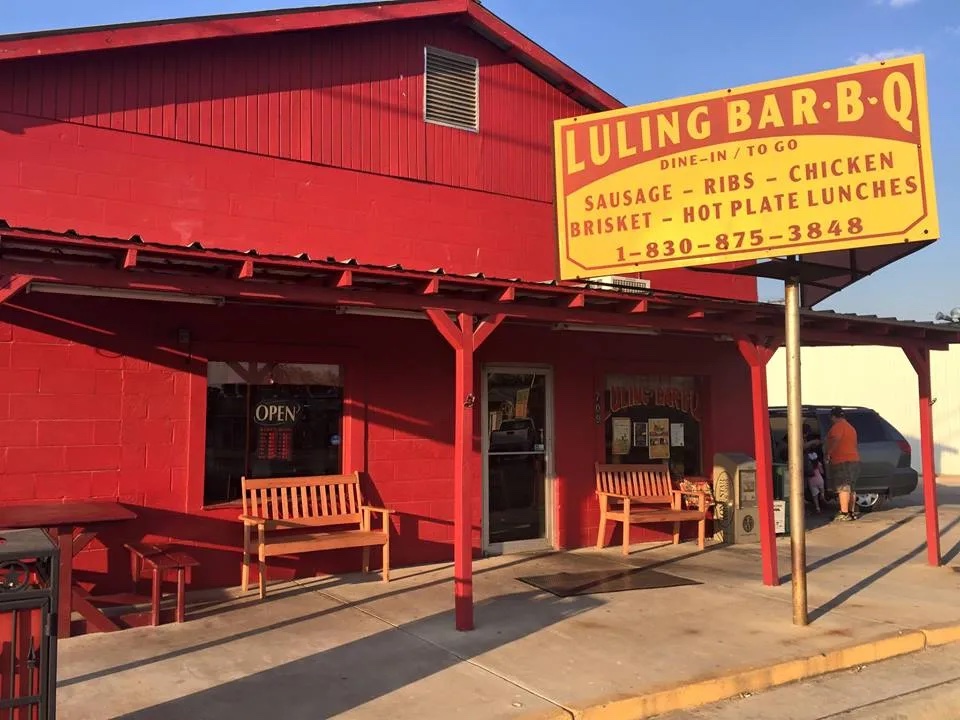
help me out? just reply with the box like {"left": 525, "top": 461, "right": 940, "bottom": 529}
{"left": 825, "top": 407, "right": 861, "bottom": 521}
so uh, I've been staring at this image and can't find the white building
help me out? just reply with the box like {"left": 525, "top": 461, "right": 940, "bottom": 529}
{"left": 766, "top": 345, "right": 960, "bottom": 475}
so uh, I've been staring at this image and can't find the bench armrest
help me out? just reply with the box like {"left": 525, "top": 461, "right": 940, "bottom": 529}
{"left": 671, "top": 489, "right": 709, "bottom": 511}
{"left": 361, "top": 506, "right": 393, "bottom": 532}
{"left": 362, "top": 506, "right": 394, "bottom": 514}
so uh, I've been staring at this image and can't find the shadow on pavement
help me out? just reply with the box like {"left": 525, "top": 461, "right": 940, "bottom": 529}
{"left": 778, "top": 512, "right": 918, "bottom": 585}
{"left": 808, "top": 514, "right": 960, "bottom": 623}
{"left": 113, "top": 591, "right": 600, "bottom": 719}
{"left": 59, "top": 553, "right": 540, "bottom": 690}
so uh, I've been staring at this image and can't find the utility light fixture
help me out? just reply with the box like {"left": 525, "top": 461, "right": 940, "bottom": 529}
{"left": 336, "top": 306, "right": 426, "bottom": 320}
{"left": 27, "top": 283, "right": 225, "bottom": 306}
{"left": 552, "top": 322, "right": 658, "bottom": 336}
{"left": 934, "top": 307, "right": 960, "bottom": 323}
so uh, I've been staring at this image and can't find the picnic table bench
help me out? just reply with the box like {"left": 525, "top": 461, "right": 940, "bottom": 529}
{"left": 125, "top": 542, "right": 199, "bottom": 626}
{"left": 595, "top": 463, "right": 709, "bottom": 555}
{"left": 240, "top": 472, "right": 392, "bottom": 599}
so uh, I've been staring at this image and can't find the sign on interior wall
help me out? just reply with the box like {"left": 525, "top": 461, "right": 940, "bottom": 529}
{"left": 253, "top": 400, "right": 301, "bottom": 426}
{"left": 607, "top": 379, "right": 702, "bottom": 422}
{"left": 633, "top": 421, "right": 648, "bottom": 448}
{"left": 648, "top": 418, "right": 670, "bottom": 459}
{"left": 553, "top": 55, "right": 937, "bottom": 278}
{"left": 670, "top": 423, "right": 685, "bottom": 448}
{"left": 612, "top": 417, "right": 632, "bottom": 455}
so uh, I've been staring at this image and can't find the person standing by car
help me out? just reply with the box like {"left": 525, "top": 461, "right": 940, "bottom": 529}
{"left": 826, "top": 407, "right": 861, "bottom": 521}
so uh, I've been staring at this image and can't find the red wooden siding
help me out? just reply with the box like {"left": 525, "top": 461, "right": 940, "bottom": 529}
{"left": 0, "top": 19, "right": 585, "bottom": 203}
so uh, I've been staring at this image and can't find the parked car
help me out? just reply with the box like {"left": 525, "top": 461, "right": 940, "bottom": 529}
{"left": 490, "top": 418, "right": 537, "bottom": 452}
{"left": 769, "top": 405, "right": 917, "bottom": 511}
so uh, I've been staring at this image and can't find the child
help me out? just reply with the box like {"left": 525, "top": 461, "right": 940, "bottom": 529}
{"left": 806, "top": 450, "right": 826, "bottom": 513}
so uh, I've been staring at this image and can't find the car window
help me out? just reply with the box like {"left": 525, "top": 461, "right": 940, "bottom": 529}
{"left": 499, "top": 420, "right": 531, "bottom": 431}
{"left": 878, "top": 416, "right": 906, "bottom": 442}
{"left": 845, "top": 411, "right": 890, "bottom": 443}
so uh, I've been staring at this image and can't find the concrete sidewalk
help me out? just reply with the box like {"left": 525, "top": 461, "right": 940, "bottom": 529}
{"left": 57, "top": 488, "right": 960, "bottom": 719}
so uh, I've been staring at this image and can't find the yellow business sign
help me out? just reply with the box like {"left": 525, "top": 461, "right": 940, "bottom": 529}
{"left": 554, "top": 55, "right": 938, "bottom": 279}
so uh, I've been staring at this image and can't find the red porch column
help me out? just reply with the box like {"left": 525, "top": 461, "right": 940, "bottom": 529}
{"left": 427, "top": 310, "right": 504, "bottom": 631}
{"left": 903, "top": 345, "right": 941, "bottom": 567}
{"left": 737, "top": 338, "right": 780, "bottom": 586}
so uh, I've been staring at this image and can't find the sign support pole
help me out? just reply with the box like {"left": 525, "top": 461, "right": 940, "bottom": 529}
{"left": 785, "top": 277, "right": 808, "bottom": 626}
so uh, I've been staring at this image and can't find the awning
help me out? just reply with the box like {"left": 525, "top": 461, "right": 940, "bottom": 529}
{"left": 0, "top": 222, "right": 956, "bottom": 349}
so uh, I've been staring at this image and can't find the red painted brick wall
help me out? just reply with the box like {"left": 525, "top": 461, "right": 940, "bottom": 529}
{"left": 0, "top": 297, "right": 754, "bottom": 591}
{"left": 0, "top": 112, "right": 757, "bottom": 300}
{"left": 0, "top": 24, "right": 757, "bottom": 596}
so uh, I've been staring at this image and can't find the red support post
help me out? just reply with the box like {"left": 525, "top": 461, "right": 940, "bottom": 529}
{"left": 904, "top": 346, "right": 941, "bottom": 567}
{"left": 737, "top": 338, "right": 780, "bottom": 586}
{"left": 427, "top": 310, "right": 504, "bottom": 631}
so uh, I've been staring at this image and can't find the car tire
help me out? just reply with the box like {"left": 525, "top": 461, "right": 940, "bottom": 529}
{"left": 855, "top": 492, "right": 883, "bottom": 512}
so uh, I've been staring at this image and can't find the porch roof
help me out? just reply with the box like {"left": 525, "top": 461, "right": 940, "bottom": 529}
{"left": 1, "top": 222, "right": 957, "bottom": 351}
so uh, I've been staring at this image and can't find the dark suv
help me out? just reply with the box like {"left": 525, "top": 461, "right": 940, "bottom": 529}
{"left": 769, "top": 405, "right": 917, "bottom": 511}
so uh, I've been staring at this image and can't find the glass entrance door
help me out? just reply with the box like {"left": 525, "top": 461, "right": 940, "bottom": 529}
{"left": 483, "top": 368, "right": 553, "bottom": 553}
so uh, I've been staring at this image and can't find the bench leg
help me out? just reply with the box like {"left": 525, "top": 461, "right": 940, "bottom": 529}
{"left": 698, "top": 517, "right": 706, "bottom": 550}
{"left": 258, "top": 525, "right": 267, "bottom": 600}
{"left": 362, "top": 547, "right": 370, "bottom": 574}
{"left": 382, "top": 539, "right": 390, "bottom": 583}
{"left": 241, "top": 523, "right": 251, "bottom": 593}
{"left": 151, "top": 568, "right": 161, "bottom": 627}
{"left": 176, "top": 568, "right": 186, "bottom": 623}
{"left": 130, "top": 552, "right": 141, "bottom": 593}
{"left": 596, "top": 496, "right": 609, "bottom": 549}
{"left": 673, "top": 521, "right": 681, "bottom": 546}
{"left": 621, "top": 499, "right": 631, "bottom": 556}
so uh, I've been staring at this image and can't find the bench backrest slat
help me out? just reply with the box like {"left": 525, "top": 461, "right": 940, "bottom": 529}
{"left": 595, "top": 463, "right": 673, "bottom": 502}
{"left": 242, "top": 473, "right": 364, "bottom": 526}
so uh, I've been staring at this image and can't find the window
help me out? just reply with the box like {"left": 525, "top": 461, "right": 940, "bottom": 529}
{"left": 845, "top": 411, "right": 892, "bottom": 443}
{"left": 604, "top": 375, "right": 703, "bottom": 477}
{"left": 204, "top": 362, "right": 344, "bottom": 505}
{"left": 424, "top": 46, "right": 479, "bottom": 131}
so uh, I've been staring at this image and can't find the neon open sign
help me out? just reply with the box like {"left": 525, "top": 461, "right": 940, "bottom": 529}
{"left": 253, "top": 401, "right": 300, "bottom": 426}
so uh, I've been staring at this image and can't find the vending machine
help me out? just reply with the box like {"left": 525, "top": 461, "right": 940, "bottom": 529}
{"left": 712, "top": 452, "right": 760, "bottom": 544}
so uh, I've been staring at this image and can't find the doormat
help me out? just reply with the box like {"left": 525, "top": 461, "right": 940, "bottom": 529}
{"left": 518, "top": 567, "right": 701, "bottom": 597}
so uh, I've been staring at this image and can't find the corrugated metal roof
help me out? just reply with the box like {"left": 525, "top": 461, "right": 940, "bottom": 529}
{"left": 1, "top": 221, "right": 957, "bottom": 347}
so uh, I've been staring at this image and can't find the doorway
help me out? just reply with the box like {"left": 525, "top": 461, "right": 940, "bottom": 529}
{"left": 482, "top": 367, "right": 554, "bottom": 554}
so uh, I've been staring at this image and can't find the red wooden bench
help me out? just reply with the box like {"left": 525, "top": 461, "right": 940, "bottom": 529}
{"left": 595, "top": 463, "right": 708, "bottom": 555}
{"left": 240, "top": 472, "right": 392, "bottom": 599}
{"left": 125, "top": 543, "right": 199, "bottom": 626}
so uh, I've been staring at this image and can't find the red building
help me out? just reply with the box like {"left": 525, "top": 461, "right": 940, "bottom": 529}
{"left": 0, "top": 0, "right": 950, "bottom": 633}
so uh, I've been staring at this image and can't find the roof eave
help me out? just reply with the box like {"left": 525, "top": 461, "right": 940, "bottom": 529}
{"left": 0, "top": 0, "right": 469, "bottom": 60}
{"left": 0, "top": 0, "right": 621, "bottom": 113}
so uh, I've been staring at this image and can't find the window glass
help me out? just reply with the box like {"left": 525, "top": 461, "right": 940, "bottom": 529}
{"left": 204, "top": 362, "right": 344, "bottom": 505}
{"left": 604, "top": 375, "right": 703, "bottom": 478}
{"left": 845, "top": 411, "right": 889, "bottom": 443}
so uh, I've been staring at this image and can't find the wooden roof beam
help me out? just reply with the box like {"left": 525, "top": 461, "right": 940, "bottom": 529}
{"left": 122, "top": 248, "right": 138, "bottom": 269}
{"left": 0, "top": 275, "right": 31, "bottom": 304}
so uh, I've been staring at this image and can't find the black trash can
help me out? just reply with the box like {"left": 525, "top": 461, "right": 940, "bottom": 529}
{"left": 0, "top": 528, "right": 59, "bottom": 719}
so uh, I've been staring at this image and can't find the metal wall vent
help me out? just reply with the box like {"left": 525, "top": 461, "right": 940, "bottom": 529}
{"left": 424, "top": 47, "right": 479, "bottom": 131}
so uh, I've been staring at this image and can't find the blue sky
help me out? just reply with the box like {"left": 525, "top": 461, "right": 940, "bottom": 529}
{"left": 3, "top": 0, "right": 958, "bottom": 320}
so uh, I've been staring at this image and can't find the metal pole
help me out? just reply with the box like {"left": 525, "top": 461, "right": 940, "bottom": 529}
{"left": 785, "top": 278, "right": 808, "bottom": 626}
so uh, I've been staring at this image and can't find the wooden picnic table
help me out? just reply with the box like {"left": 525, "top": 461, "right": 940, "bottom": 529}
{"left": 0, "top": 501, "right": 137, "bottom": 638}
